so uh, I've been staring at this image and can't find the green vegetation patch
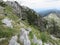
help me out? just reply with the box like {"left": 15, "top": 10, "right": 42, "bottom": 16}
{"left": 40, "top": 32, "right": 49, "bottom": 43}
{"left": 0, "top": 26, "right": 15, "bottom": 38}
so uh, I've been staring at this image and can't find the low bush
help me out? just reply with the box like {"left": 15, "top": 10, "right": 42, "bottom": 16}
{"left": 0, "top": 26, "right": 15, "bottom": 38}
{"left": 40, "top": 32, "right": 48, "bottom": 42}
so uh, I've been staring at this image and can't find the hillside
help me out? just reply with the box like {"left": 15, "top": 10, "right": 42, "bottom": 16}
{"left": 44, "top": 13, "right": 60, "bottom": 38}
{"left": 44, "top": 13, "right": 60, "bottom": 24}
{"left": 0, "top": 1, "right": 60, "bottom": 45}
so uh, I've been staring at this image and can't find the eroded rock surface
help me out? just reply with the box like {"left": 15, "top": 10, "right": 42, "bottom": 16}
{"left": 2, "top": 18, "right": 13, "bottom": 28}
{"left": 0, "top": 38, "right": 6, "bottom": 42}
{"left": 9, "top": 35, "right": 20, "bottom": 45}
{"left": 32, "top": 35, "right": 42, "bottom": 45}
{"left": 19, "top": 28, "right": 31, "bottom": 45}
{"left": 50, "top": 35, "right": 57, "bottom": 40}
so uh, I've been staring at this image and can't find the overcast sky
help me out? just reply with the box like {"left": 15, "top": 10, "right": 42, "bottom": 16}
{"left": 3, "top": 0, "right": 60, "bottom": 11}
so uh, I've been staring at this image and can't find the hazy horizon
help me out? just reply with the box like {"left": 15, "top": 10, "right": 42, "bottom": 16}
{"left": 3, "top": 0, "right": 60, "bottom": 12}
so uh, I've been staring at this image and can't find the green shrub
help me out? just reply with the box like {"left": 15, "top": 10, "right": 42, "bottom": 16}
{"left": 29, "top": 31, "right": 33, "bottom": 39}
{"left": 0, "top": 20, "right": 3, "bottom": 25}
{"left": 0, "top": 39, "right": 8, "bottom": 45}
{"left": 31, "top": 42, "right": 37, "bottom": 45}
{"left": 0, "top": 26, "right": 15, "bottom": 38}
{"left": 40, "top": 32, "right": 48, "bottom": 42}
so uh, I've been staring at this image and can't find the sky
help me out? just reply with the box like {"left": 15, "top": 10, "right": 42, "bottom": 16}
{"left": 3, "top": 0, "right": 60, "bottom": 11}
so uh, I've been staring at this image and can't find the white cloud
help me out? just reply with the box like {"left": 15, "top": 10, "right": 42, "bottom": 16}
{"left": 19, "top": 0, "right": 60, "bottom": 9}
{"left": 3, "top": 0, "right": 16, "bottom": 1}
{"left": 3, "top": 0, "right": 60, "bottom": 10}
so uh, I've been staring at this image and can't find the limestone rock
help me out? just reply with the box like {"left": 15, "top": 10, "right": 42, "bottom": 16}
{"left": 32, "top": 35, "right": 42, "bottom": 45}
{"left": 19, "top": 28, "right": 31, "bottom": 45}
{"left": 2, "top": 18, "right": 13, "bottom": 28}
{"left": 50, "top": 35, "right": 57, "bottom": 40}
{"left": 20, "top": 22, "right": 25, "bottom": 27}
{"left": 44, "top": 42, "right": 53, "bottom": 45}
{"left": 44, "top": 43, "right": 50, "bottom": 45}
{"left": 32, "top": 35, "right": 38, "bottom": 44}
{"left": 37, "top": 40, "right": 42, "bottom": 45}
{"left": 9, "top": 35, "right": 20, "bottom": 45}
{"left": 26, "top": 28, "right": 31, "bottom": 31}
{"left": 0, "top": 38, "right": 6, "bottom": 42}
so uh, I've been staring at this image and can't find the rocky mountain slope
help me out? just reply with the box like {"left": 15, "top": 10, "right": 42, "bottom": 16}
{"left": 0, "top": 1, "right": 60, "bottom": 45}
{"left": 44, "top": 13, "right": 60, "bottom": 25}
{"left": 44, "top": 13, "right": 60, "bottom": 38}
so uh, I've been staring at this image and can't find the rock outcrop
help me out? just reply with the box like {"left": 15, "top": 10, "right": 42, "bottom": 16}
{"left": 19, "top": 28, "right": 31, "bottom": 45}
{"left": 2, "top": 18, "right": 13, "bottom": 28}
{"left": 0, "top": 38, "right": 6, "bottom": 42}
{"left": 9, "top": 35, "right": 20, "bottom": 45}
{"left": 32, "top": 35, "right": 42, "bottom": 45}
{"left": 6, "top": 1, "right": 22, "bottom": 18}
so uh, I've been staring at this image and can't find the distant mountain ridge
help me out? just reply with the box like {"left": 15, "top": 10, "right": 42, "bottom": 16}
{"left": 38, "top": 9, "right": 60, "bottom": 17}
